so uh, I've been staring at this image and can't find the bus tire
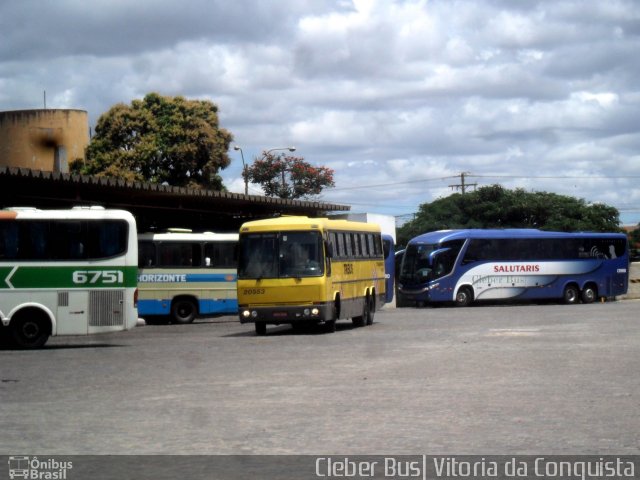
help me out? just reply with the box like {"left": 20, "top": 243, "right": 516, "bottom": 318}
{"left": 352, "top": 297, "right": 367, "bottom": 327}
{"left": 255, "top": 322, "right": 267, "bottom": 336}
{"left": 366, "top": 294, "right": 375, "bottom": 325}
{"left": 581, "top": 284, "right": 598, "bottom": 304}
{"left": 563, "top": 284, "right": 580, "bottom": 304}
{"left": 455, "top": 287, "right": 473, "bottom": 307}
{"left": 10, "top": 309, "right": 51, "bottom": 349}
{"left": 324, "top": 320, "right": 336, "bottom": 333}
{"left": 171, "top": 298, "right": 197, "bottom": 324}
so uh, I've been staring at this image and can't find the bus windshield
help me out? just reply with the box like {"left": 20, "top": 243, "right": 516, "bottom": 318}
{"left": 238, "top": 231, "right": 324, "bottom": 279}
{"left": 400, "top": 240, "right": 464, "bottom": 282}
{"left": 399, "top": 243, "right": 437, "bottom": 283}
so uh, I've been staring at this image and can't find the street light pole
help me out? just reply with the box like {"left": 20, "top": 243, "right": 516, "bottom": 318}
{"left": 266, "top": 146, "right": 296, "bottom": 155}
{"left": 233, "top": 145, "right": 248, "bottom": 195}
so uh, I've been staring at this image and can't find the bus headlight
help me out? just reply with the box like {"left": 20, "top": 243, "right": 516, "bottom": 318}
{"left": 303, "top": 308, "right": 311, "bottom": 316}
{"left": 311, "top": 308, "right": 319, "bottom": 316}
{"left": 251, "top": 310, "right": 258, "bottom": 318}
{"left": 242, "top": 310, "right": 251, "bottom": 318}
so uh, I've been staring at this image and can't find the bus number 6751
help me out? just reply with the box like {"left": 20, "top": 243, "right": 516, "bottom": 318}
{"left": 72, "top": 270, "right": 124, "bottom": 285}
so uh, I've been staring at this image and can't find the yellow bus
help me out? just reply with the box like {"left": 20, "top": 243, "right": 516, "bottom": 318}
{"left": 237, "top": 216, "right": 386, "bottom": 335}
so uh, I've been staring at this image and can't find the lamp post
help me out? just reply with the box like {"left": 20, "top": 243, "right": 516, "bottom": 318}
{"left": 264, "top": 147, "right": 296, "bottom": 196}
{"left": 266, "top": 146, "right": 296, "bottom": 155}
{"left": 233, "top": 145, "right": 248, "bottom": 195}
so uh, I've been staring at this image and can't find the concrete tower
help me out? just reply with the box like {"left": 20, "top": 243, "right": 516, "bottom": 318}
{"left": 0, "top": 109, "right": 89, "bottom": 173}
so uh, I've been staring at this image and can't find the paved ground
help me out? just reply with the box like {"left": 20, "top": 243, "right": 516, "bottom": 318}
{"left": 1, "top": 300, "right": 639, "bottom": 455}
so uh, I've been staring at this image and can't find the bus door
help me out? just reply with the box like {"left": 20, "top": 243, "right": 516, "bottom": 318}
{"left": 56, "top": 290, "right": 89, "bottom": 335}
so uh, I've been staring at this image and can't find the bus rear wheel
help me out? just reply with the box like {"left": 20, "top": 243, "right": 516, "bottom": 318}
{"left": 11, "top": 310, "right": 51, "bottom": 349}
{"left": 581, "top": 285, "right": 598, "bottom": 304}
{"left": 171, "top": 299, "right": 197, "bottom": 324}
{"left": 352, "top": 297, "right": 368, "bottom": 327}
{"left": 366, "top": 295, "right": 375, "bottom": 325}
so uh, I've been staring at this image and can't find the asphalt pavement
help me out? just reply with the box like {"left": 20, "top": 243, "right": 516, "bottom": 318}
{"left": 1, "top": 300, "right": 639, "bottom": 455}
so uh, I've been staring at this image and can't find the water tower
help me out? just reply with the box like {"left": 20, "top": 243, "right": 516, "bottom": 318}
{"left": 0, "top": 109, "right": 89, "bottom": 173}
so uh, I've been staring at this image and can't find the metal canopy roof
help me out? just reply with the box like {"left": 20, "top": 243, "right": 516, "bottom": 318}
{"left": 0, "top": 166, "right": 350, "bottom": 232}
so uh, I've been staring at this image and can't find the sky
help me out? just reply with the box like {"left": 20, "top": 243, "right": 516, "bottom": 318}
{"left": 1, "top": 0, "right": 639, "bottom": 226}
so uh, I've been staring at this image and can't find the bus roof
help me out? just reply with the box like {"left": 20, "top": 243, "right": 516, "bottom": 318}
{"left": 1, "top": 206, "right": 135, "bottom": 222}
{"left": 138, "top": 231, "right": 238, "bottom": 242}
{"left": 409, "top": 229, "right": 627, "bottom": 244}
{"left": 239, "top": 216, "right": 381, "bottom": 233}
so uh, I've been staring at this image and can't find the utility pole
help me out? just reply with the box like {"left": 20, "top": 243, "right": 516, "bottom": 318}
{"left": 449, "top": 171, "right": 477, "bottom": 194}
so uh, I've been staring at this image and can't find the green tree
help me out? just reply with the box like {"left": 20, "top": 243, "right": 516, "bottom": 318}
{"left": 629, "top": 223, "right": 640, "bottom": 259}
{"left": 245, "top": 151, "right": 335, "bottom": 199}
{"left": 71, "top": 93, "right": 233, "bottom": 190}
{"left": 398, "top": 185, "right": 622, "bottom": 246}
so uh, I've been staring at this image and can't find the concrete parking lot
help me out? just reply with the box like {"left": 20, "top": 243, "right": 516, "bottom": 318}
{"left": 1, "top": 300, "right": 639, "bottom": 455}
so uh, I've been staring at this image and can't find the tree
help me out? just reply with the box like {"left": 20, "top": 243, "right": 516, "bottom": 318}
{"left": 398, "top": 185, "right": 622, "bottom": 246}
{"left": 245, "top": 151, "right": 335, "bottom": 199}
{"left": 629, "top": 223, "right": 640, "bottom": 260}
{"left": 70, "top": 93, "right": 233, "bottom": 190}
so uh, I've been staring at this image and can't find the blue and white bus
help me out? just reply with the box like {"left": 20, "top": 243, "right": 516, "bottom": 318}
{"left": 137, "top": 231, "right": 238, "bottom": 323}
{"left": 398, "top": 229, "right": 629, "bottom": 306}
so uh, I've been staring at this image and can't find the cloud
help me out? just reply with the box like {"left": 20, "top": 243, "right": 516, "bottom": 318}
{"left": 1, "top": 0, "right": 639, "bottom": 225}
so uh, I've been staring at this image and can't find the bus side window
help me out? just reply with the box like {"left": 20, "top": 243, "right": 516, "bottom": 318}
{"left": 0, "top": 222, "right": 19, "bottom": 259}
{"left": 53, "top": 221, "right": 85, "bottom": 260}
{"left": 336, "top": 233, "right": 345, "bottom": 259}
{"left": 95, "top": 221, "right": 127, "bottom": 258}
{"left": 158, "top": 243, "right": 198, "bottom": 267}
{"left": 204, "top": 242, "right": 237, "bottom": 268}
{"left": 138, "top": 241, "right": 156, "bottom": 267}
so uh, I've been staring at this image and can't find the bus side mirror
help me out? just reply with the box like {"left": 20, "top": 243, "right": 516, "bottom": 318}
{"left": 429, "top": 247, "right": 450, "bottom": 266}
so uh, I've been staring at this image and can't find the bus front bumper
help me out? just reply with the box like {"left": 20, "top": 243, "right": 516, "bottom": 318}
{"left": 398, "top": 284, "right": 434, "bottom": 302}
{"left": 238, "top": 303, "right": 333, "bottom": 325}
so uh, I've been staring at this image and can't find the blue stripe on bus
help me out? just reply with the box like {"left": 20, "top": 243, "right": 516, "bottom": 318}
{"left": 138, "top": 273, "right": 237, "bottom": 283}
{"left": 186, "top": 273, "right": 237, "bottom": 283}
{"left": 199, "top": 299, "right": 238, "bottom": 314}
{"left": 138, "top": 299, "right": 171, "bottom": 315}
{"left": 138, "top": 298, "right": 238, "bottom": 316}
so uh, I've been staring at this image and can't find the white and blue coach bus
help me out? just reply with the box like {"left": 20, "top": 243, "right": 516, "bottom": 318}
{"left": 398, "top": 229, "right": 629, "bottom": 307}
{"left": 137, "top": 231, "right": 238, "bottom": 323}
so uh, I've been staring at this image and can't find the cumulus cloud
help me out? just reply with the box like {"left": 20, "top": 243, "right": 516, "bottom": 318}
{"left": 1, "top": 0, "right": 639, "bottom": 224}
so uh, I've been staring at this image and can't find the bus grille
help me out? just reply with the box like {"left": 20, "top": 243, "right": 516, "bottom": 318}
{"left": 89, "top": 290, "right": 125, "bottom": 327}
{"left": 58, "top": 292, "right": 69, "bottom": 307}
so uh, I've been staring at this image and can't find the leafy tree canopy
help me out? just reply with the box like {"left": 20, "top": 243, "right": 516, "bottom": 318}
{"left": 398, "top": 185, "right": 621, "bottom": 247}
{"left": 71, "top": 93, "right": 233, "bottom": 190}
{"left": 245, "top": 152, "right": 335, "bottom": 199}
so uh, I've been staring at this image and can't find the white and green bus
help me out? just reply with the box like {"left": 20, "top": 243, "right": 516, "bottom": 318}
{"left": 137, "top": 231, "right": 238, "bottom": 323}
{"left": 0, "top": 207, "right": 139, "bottom": 348}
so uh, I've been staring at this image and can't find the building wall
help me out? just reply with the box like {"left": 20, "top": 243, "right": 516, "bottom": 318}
{"left": 0, "top": 109, "right": 89, "bottom": 173}
{"left": 331, "top": 212, "right": 397, "bottom": 242}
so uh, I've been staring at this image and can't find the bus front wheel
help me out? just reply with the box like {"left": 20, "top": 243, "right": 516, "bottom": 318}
{"left": 455, "top": 287, "right": 473, "bottom": 307}
{"left": 11, "top": 310, "right": 51, "bottom": 349}
{"left": 255, "top": 322, "right": 267, "bottom": 336}
{"left": 171, "top": 299, "right": 197, "bottom": 324}
{"left": 563, "top": 285, "right": 580, "bottom": 304}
